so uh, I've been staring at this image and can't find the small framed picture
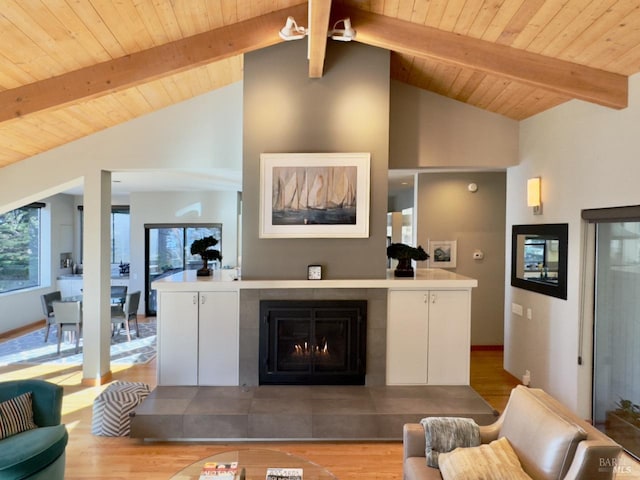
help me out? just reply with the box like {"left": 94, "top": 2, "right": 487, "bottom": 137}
{"left": 429, "top": 240, "right": 457, "bottom": 268}
{"left": 307, "top": 264, "right": 322, "bottom": 280}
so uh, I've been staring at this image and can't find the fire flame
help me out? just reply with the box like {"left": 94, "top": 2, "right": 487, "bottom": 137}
{"left": 293, "top": 339, "right": 329, "bottom": 356}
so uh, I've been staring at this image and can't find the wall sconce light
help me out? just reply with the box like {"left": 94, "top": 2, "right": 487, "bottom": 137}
{"left": 527, "top": 177, "right": 542, "bottom": 215}
{"left": 329, "top": 18, "right": 356, "bottom": 41}
{"left": 279, "top": 16, "right": 307, "bottom": 41}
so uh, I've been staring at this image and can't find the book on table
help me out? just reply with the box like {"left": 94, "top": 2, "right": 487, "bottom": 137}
{"left": 198, "top": 461, "right": 239, "bottom": 480}
{"left": 265, "top": 467, "right": 303, "bottom": 480}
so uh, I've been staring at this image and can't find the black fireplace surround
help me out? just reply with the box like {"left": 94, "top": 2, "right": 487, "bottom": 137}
{"left": 259, "top": 300, "right": 367, "bottom": 385}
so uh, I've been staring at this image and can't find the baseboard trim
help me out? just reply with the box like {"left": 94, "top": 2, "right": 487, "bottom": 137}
{"left": 81, "top": 371, "right": 113, "bottom": 386}
{"left": 0, "top": 319, "right": 45, "bottom": 340}
{"left": 471, "top": 345, "right": 504, "bottom": 351}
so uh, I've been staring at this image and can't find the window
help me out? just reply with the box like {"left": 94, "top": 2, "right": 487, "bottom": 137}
{"left": 79, "top": 206, "right": 130, "bottom": 264}
{"left": 401, "top": 207, "right": 413, "bottom": 245}
{"left": 582, "top": 206, "right": 640, "bottom": 459}
{"left": 592, "top": 220, "right": 640, "bottom": 459}
{"left": 0, "top": 204, "right": 42, "bottom": 293}
{"left": 111, "top": 207, "right": 130, "bottom": 264}
{"left": 144, "top": 224, "right": 222, "bottom": 315}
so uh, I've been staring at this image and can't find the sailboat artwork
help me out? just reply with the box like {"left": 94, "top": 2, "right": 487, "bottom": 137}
{"left": 271, "top": 166, "right": 358, "bottom": 225}
{"left": 260, "top": 152, "right": 370, "bottom": 238}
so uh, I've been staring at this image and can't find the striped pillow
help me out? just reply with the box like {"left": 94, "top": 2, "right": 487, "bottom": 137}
{"left": 0, "top": 391, "right": 38, "bottom": 439}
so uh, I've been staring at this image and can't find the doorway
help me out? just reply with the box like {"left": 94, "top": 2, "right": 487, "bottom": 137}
{"left": 144, "top": 224, "right": 221, "bottom": 316}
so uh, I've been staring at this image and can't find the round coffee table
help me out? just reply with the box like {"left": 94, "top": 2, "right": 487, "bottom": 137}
{"left": 170, "top": 448, "right": 337, "bottom": 480}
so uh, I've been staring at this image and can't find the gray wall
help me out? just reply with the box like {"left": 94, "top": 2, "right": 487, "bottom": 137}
{"left": 416, "top": 172, "right": 506, "bottom": 345}
{"left": 389, "top": 188, "right": 414, "bottom": 212}
{"left": 389, "top": 80, "right": 518, "bottom": 169}
{"left": 241, "top": 41, "right": 390, "bottom": 279}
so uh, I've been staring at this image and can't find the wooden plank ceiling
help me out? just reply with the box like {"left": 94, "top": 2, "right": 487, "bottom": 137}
{"left": 0, "top": 0, "right": 639, "bottom": 168}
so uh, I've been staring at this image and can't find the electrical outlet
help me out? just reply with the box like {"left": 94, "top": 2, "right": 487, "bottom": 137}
{"left": 527, "top": 308, "right": 532, "bottom": 320}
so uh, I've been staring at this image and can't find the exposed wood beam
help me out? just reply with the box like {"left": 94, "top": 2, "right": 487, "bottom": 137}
{"left": 347, "top": 8, "right": 627, "bottom": 110}
{"left": 0, "top": 4, "right": 308, "bottom": 124}
{"left": 308, "top": 0, "right": 332, "bottom": 78}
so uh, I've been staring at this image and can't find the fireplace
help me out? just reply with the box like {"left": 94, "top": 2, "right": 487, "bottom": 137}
{"left": 259, "top": 300, "right": 367, "bottom": 385}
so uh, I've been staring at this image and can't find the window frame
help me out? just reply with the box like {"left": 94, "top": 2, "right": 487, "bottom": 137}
{"left": 0, "top": 203, "right": 44, "bottom": 294}
{"left": 78, "top": 205, "right": 130, "bottom": 264}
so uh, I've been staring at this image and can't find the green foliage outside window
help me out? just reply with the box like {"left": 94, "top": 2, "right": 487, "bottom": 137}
{"left": 0, "top": 206, "right": 40, "bottom": 293}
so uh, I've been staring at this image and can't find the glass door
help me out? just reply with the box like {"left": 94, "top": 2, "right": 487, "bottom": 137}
{"left": 145, "top": 224, "right": 221, "bottom": 316}
{"left": 593, "top": 221, "right": 640, "bottom": 459}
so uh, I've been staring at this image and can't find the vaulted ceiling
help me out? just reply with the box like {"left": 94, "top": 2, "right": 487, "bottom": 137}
{"left": 1, "top": 0, "right": 638, "bottom": 169}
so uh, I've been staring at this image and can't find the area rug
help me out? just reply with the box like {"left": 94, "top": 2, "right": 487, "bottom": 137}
{"left": 0, "top": 321, "right": 156, "bottom": 366}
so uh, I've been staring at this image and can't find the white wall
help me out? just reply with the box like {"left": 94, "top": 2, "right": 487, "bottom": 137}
{"left": 0, "top": 82, "right": 243, "bottom": 214}
{"left": 506, "top": 72, "right": 640, "bottom": 417}
{"left": 0, "top": 82, "right": 243, "bottom": 333}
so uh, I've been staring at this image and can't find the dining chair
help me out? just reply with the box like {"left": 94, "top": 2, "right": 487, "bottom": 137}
{"left": 110, "top": 291, "right": 141, "bottom": 342}
{"left": 110, "top": 285, "right": 128, "bottom": 306}
{"left": 51, "top": 301, "right": 82, "bottom": 354}
{"left": 40, "top": 291, "right": 62, "bottom": 343}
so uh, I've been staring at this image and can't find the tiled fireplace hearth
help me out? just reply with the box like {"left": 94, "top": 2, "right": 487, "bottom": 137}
{"left": 140, "top": 270, "right": 482, "bottom": 440}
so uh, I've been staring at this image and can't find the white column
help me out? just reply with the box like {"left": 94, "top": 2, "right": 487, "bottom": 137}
{"left": 81, "top": 170, "right": 112, "bottom": 385}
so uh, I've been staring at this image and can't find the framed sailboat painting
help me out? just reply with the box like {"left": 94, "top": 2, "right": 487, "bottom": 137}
{"left": 259, "top": 152, "right": 371, "bottom": 238}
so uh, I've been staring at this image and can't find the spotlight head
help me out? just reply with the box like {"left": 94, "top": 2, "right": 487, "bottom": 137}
{"left": 329, "top": 18, "right": 356, "bottom": 41}
{"left": 279, "top": 16, "right": 307, "bottom": 41}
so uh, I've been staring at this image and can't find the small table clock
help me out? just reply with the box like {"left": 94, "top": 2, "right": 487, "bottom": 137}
{"left": 307, "top": 265, "right": 322, "bottom": 280}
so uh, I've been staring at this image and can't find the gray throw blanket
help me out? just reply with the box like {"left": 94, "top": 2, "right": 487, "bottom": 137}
{"left": 420, "top": 417, "right": 481, "bottom": 468}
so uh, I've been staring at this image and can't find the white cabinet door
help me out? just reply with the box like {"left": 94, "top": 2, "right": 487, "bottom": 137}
{"left": 158, "top": 291, "right": 199, "bottom": 385}
{"left": 198, "top": 291, "right": 239, "bottom": 385}
{"left": 57, "top": 279, "right": 73, "bottom": 298}
{"left": 57, "top": 278, "right": 83, "bottom": 298}
{"left": 386, "top": 290, "right": 429, "bottom": 384}
{"left": 427, "top": 290, "right": 470, "bottom": 385}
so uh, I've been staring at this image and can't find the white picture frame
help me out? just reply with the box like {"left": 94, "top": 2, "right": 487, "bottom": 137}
{"left": 259, "top": 153, "right": 370, "bottom": 238}
{"left": 429, "top": 240, "right": 457, "bottom": 268}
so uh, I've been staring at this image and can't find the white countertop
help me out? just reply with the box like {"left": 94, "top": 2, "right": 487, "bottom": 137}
{"left": 152, "top": 268, "right": 478, "bottom": 291}
{"left": 57, "top": 274, "right": 130, "bottom": 280}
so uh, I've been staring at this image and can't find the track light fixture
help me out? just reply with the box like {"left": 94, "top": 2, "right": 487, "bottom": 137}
{"left": 329, "top": 18, "right": 356, "bottom": 41}
{"left": 279, "top": 16, "right": 307, "bottom": 41}
{"left": 278, "top": 16, "right": 356, "bottom": 42}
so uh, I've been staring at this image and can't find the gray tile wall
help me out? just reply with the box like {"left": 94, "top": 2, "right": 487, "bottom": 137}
{"left": 239, "top": 289, "right": 387, "bottom": 386}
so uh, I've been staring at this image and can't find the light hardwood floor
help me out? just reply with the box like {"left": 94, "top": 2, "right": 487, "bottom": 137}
{"left": 0, "top": 325, "right": 522, "bottom": 480}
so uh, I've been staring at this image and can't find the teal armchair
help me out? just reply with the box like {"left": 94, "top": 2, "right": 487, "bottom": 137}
{"left": 0, "top": 380, "right": 68, "bottom": 480}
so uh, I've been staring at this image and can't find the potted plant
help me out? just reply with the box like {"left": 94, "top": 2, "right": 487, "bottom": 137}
{"left": 190, "top": 236, "right": 222, "bottom": 277}
{"left": 387, "top": 243, "right": 429, "bottom": 277}
{"left": 606, "top": 398, "right": 640, "bottom": 456}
